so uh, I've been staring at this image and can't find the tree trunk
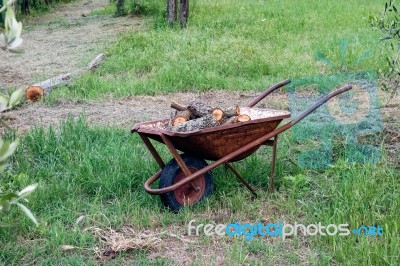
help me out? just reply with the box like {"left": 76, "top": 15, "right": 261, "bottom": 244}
{"left": 21, "top": 0, "right": 30, "bottom": 15}
{"left": 167, "top": 0, "right": 177, "bottom": 24}
{"left": 0, "top": 3, "right": 3, "bottom": 25}
{"left": 116, "top": 0, "right": 125, "bottom": 16}
{"left": 179, "top": 0, "right": 189, "bottom": 28}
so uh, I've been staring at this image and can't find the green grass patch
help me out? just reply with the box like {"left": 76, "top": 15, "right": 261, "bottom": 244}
{"left": 51, "top": 0, "right": 385, "bottom": 99}
{"left": 0, "top": 118, "right": 398, "bottom": 264}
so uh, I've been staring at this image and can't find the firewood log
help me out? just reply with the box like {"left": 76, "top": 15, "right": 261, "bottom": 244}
{"left": 222, "top": 116, "right": 238, "bottom": 125}
{"left": 212, "top": 106, "right": 240, "bottom": 122}
{"left": 187, "top": 100, "right": 213, "bottom": 118}
{"left": 222, "top": 114, "right": 251, "bottom": 125}
{"left": 237, "top": 114, "right": 251, "bottom": 122}
{"left": 26, "top": 86, "right": 44, "bottom": 101}
{"left": 170, "top": 101, "right": 187, "bottom": 112}
{"left": 211, "top": 108, "right": 224, "bottom": 121}
{"left": 170, "top": 114, "right": 218, "bottom": 132}
{"left": 224, "top": 106, "right": 240, "bottom": 117}
{"left": 171, "top": 110, "right": 192, "bottom": 126}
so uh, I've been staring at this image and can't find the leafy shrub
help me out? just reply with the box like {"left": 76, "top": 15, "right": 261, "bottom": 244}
{"left": 370, "top": 0, "right": 400, "bottom": 95}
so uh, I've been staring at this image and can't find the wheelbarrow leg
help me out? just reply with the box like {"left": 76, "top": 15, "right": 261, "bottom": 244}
{"left": 159, "top": 134, "right": 192, "bottom": 177}
{"left": 224, "top": 162, "right": 257, "bottom": 197}
{"left": 139, "top": 134, "right": 165, "bottom": 168}
{"left": 269, "top": 135, "right": 278, "bottom": 192}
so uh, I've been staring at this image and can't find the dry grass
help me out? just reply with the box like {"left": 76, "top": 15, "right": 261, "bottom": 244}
{"left": 88, "top": 226, "right": 163, "bottom": 261}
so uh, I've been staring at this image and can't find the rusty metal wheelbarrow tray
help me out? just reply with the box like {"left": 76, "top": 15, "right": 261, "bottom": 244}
{"left": 132, "top": 107, "right": 290, "bottom": 162}
{"left": 131, "top": 79, "right": 352, "bottom": 210}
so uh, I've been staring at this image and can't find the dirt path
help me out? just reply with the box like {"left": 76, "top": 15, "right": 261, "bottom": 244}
{"left": 3, "top": 90, "right": 293, "bottom": 132}
{"left": 0, "top": 0, "right": 143, "bottom": 90}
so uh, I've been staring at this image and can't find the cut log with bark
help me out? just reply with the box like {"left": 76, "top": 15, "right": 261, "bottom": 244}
{"left": 25, "top": 86, "right": 44, "bottom": 102}
{"left": 167, "top": 99, "right": 251, "bottom": 132}
{"left": 26, "top": 73, "right": 73, "bottom": 100}
{"left": 211, "top": 106, "right": 240, "bottom": 122}
{"left": 224, "top": 106, "right": 240, "bottom": 117}
{"left": 237, "top": 114, "right": 251, "bottom": 122}
{"left": 170, "top": 114, "right": 218, "bottom": 132}
{"left": 187, "top": 100, "right": 213, "bottom": 118}
{"left": 211, "top": 108, "right": 224, "bottom": 121}
{"left": 170, "top": 101, "right": 187, "bottom": 112}
{"left": 171, "top": 110, "right": 192, "bottom": 126}
{"left": 25, "top": 53, "right": 106, "bottom": 101}
{"left": 222, "top": 116, "right": 238, "bottom": 125}
{"left": 222, "top": 114, "right": 251, "bottom": 125}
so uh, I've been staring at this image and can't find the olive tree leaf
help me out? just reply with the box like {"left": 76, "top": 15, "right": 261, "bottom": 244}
{"left": 16, "top": 203, "right": 38, "bottom": 226}
{"left": 0, "top": 192, "right": 19, "bottom": 201}
{"left": 0, "top": 2, "right": 23, "bottom": 51}
{"left": 0, "top": 161, "right": 7, "bottom": 172}
{"left": 8, "top": 89, "right": 24, "bottom": 108}
{"left": 0, "top": 193, "right": 18, "bottom": 212}
{"left": 0, "top": 200, "right": 11, "bottom": 212}
{"left": 18, "top": 184, "right": 38, "bottom": 198}
{"left": 0, "top": 141, "right": 10, "bottom": 159}
{"left": 0, "top": 139, "right": 19, "bottom": 162}
{"left": 0, "top": 94, "right": 9, "bottom": 112}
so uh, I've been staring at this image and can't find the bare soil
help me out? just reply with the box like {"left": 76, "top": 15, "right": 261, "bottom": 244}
{"left": 4, "top": 91, "right": 288, "bottom": 133}
{"left": 0, "top": 0, "right": 143, "bottom": 90}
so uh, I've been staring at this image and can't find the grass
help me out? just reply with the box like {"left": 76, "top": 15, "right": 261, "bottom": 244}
{"left": 0, "top": 118, "right": 398, "bottom": 265}
{"left": 50, "top": 0, "right": 385, "bottom": 99}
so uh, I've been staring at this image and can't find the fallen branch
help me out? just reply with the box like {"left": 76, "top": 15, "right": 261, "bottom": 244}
{"left": 26, "top": 53, "right": 106, "bottom": 101}
{"left": 87, "top": 53, "right": 106, "bottom": 71}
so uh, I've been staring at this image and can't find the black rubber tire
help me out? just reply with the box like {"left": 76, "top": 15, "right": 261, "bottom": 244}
{"left": 159, "top": 154, "right": 214, "bottom": 212}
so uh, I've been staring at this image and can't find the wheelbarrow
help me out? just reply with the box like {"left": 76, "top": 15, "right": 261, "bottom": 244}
{"left": 132, "top": 80, "right": 352, "bottom": 211}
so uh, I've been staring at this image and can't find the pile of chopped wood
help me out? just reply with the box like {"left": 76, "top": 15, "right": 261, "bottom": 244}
{"left": 168, "top": 100, "right": 251, "bottom": 132}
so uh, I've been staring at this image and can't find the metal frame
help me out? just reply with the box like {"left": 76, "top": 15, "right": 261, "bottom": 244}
{"left": 140, "top": 132, "right": 279, "bottom": 197}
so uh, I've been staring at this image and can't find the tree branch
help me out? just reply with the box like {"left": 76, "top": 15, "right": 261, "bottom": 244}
{"left": 0, "top": 0, "right": 18, "bottom": 14}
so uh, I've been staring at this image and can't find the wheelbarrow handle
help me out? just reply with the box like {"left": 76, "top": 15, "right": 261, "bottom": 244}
{"left": 290, "top": 85, "right": 352, "bottom": 126}
{"left": 247, "top": 79, "right": 291, "bottom": 108}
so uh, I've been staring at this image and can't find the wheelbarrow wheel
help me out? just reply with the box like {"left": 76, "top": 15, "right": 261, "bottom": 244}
{"left": 159, "top": 154, "right": 213, "bottom": 212}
